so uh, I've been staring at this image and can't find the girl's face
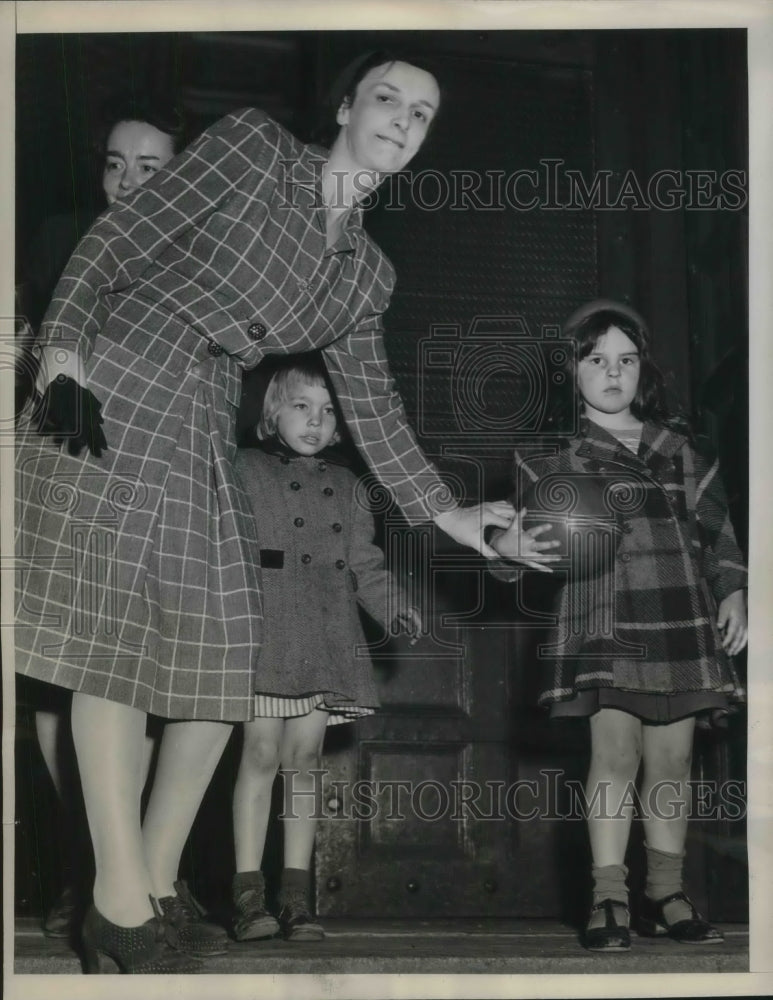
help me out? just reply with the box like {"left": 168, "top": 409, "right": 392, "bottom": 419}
{"left": 335, "top": 60, "right": 439, "bottom": 175}
{"left": 274, "top": 380, "right": 339, "bottom": 456}
{"left": 577, "top": 325, "right": 641, "bottom": 426}
{"left": 102, "top": 120, "right": 176, "bottom": 205}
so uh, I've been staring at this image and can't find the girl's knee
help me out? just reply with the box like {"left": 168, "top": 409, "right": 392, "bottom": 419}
{"left": 241, "top": 734, "right": 281, "bottom": 776}
{"left": 592, "top": 734, "right": 642, "bottom": 777}
{"left": 282, "top": 744, "right": 323, "bottom": 773}
{"left": 645, "top": 744, "right": 693, "bottom": 781}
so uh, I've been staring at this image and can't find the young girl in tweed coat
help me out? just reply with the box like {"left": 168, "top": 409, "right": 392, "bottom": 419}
{"left": 231, "top": 357, "right": 421, "bottom": 941}
{"left": 490, "top": 299, "right": 747, "bottom": 952}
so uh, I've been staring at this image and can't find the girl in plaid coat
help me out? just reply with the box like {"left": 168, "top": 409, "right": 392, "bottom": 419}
{"left": 490, "top": 300, "right": 747, "bottom": 953}
{"left": 15, "top": 52, "right": 516, "bottom": 973}
{"left": 231, "top": 357, "right": 420, "bottom": 942}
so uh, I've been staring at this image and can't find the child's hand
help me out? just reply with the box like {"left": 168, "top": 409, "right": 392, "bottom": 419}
{"left": 392, "top": 606, "right": 423, "bottom": 645}
{"left": 717, "top": 589, "right": 748, "bottom": 655}
{"left": 489, "top": 507, "right": 561, "bottom": 573}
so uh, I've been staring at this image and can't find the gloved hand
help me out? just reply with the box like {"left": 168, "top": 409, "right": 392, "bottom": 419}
{"left": 37, "top": 374, "right": 107, "bottom": 457}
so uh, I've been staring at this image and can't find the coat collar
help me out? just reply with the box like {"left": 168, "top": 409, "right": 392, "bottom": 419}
{"left": 256, "top": 437, "right": 351, "bottom": 467}
{"left": 282, "top": 142, "right": 361, "bottom": 256}
{"left": 574, "top": 417, "right": 688, "bottom": 476}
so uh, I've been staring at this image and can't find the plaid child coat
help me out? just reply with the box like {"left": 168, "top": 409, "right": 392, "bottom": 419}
{"left": 236, "top": 443, "right": 408, "bottom": 710}
{"left": 15, "top": 109, "right": 442, "bottom": 722}
{"left": 494, "top": 419, "right": 747, "bottom": 707}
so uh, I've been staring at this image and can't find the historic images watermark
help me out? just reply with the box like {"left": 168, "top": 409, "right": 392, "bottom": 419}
{"left": 281, "top": 769, "right": 746, "bottom": 823}
{"left": 283, "top": 159, "right": 748, "bottom": 213}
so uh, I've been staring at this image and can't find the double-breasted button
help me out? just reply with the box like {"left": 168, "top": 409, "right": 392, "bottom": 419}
{"left": 332, "top": 523, "right": 342, "bottom": 533}
{"left": 290, "top": 482, "right": 301, "bottom": 491}
{"left": 318, "top": 462, "right": 327, "bottom": 471}
{"left": 323, "top": 487, "right": 334, "bottom": 496}
{"left": 207, "top": 340, "right": 224, "bottom": 356}
{"left": 335, "top": 559, "right": 346, "bottom": 569}
{"left": 294, "top": 517, "right": 305, "bottom": 527}
{"left": 248, "top": 322, "right": 268, "bottom": 341}
{"left": 301, "top": 554, "right": 312, "bottom": 564}
{"left": 620, "top": 553, "right": 631, "bottom": 563}
{"left": 621, "top": 521, "right": 633, "bottom": 534}
{"left": 280, "top": 456, "right": 290, "bottom": 465}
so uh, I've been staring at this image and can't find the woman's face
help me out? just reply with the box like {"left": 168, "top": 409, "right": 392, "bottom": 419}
{"left": 335, "top": 60, "right": 439, "bottom": 175}
{"left": 102, "top": 120, "right": 176, "bottom": 205}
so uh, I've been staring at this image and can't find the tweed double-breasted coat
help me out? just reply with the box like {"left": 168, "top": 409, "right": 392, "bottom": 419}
{"left": 15, "top": 108, "right": 443, "bottom": 722}
{"left": 236, "top": 442, "right": 409, "bottom": 719}
{"left": 492, "top": 419, "right": 746, "bottom": 708}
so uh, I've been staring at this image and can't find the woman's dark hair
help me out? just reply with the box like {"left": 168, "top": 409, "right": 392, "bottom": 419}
{"left": 310, "top": 49, "right": 441, "bottom": 147}
{"left": 93, "top": 91, "right": 187, "bottom": 161}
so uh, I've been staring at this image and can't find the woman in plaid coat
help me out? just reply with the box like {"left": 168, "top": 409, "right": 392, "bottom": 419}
{"left": 15, "top": 52, "right": 515, "bottom": 972}
{"left": 490, "top": 300, "right": 747, "bottom": 953}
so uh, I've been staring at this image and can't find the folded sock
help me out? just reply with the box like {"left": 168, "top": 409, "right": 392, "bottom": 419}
{"left": 592, "top": 863, "right": 629, "bottom": 906}
{"left": 279, "top": 867, "right": 310, "bottom": 897}
{"left": 645, "top": 845, "right": 684, "bottom": 901}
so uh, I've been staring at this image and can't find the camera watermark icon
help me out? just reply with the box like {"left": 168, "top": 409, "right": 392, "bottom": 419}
{"left": 417, "top": 315, "right": 577, "bottom": 442}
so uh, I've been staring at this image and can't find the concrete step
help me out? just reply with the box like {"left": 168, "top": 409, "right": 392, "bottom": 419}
{"left": 13, "top": 916, "right": 748, "bottom": 975}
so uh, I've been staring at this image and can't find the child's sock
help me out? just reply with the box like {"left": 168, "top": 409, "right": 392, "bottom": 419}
{"left": 644, "top": 845, "right": 692, "bottom": 922}
{"left": 278, "top": 867, "right": 310, "bottom": 900}
{"left": 592, "top": 863, "right": 629, "bottom": 905}
{"left": 588, "top": 863, "right": 629, "bottom": 930}
{"left": 232, "top": 869, "right": 266, "bottom": 902}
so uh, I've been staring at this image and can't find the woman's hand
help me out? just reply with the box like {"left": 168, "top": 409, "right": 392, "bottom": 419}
{"left": 717, "top": 589, "right": 748, "bottom": 656}
{"left": 488, "top": 507, "right": 562, "bottom": 573}
{"left": 434, "top": 501, "right": 518, "bottom": 558}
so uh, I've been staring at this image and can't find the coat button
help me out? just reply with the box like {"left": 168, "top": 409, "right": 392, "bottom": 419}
{"left": 301, "top": 554, "right": 312, "bottom": 564}
{"left": 332, "top": 523, "right": 342, "bottom": 532}
{"left": 280, "top": 456, "right": 290, "bottom": 465}
{"left": 318, "top": 462, "right": 327, "bottom": 471}
{"left": 335, "top": 559, "right": 345, "bottom": 569}
{"left": 290, "top": 482, "right": 301, "bottom": 491}
{"left": 248, "top": 322, "right": 267, "bottom": 341}
{"left": 294, "top": 517, "right": 305, "bottom": 527}
{"left": 620, "top": 553, "right": 631, "bottom": 562}
{"left": 323, "top": 487, "right": 334, "bottom": 496}
{"left": 207, "top": 340, "right": 224, "bottom": 356}
{"left": 622, "top": 521, "right": 633, "bottom": 533}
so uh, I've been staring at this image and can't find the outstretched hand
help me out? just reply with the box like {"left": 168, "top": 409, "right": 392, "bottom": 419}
{"left": 488, "top": 507, "right": 562, "bottom": 573}
{"left": 434, "top": 501, "right": 518, "bottom": 558}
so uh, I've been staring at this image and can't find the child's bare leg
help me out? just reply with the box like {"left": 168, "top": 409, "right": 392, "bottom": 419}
{"left": 640, "top": 716, "right": 695, "bottom": 923}
{"left": 277, "top": 709, "right": 329, "bottom": 939}
{"left": 586, "top": 708, "right": 642, "bottom": 929}
{"left": 233, "top": 718, "right": 284, "bottom": 872}
{"left": 280, "top": 709, "right": 329, "bottom": 870}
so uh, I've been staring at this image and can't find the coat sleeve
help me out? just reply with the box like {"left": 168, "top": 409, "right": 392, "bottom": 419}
{"left": 346, "top": 476, "right": 411, "bottom": 630}
{"left": 322, "top": 312, "right": 447, "bottom": 527}
{"left": 692, "top": 445, "right": 747, "bottom": 602}
{"left": 36, "top": 108, "right": 277, "bottom": 361}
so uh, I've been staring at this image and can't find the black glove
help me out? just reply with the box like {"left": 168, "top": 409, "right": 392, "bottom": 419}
{"left": 37, "top": 374, "right": 108, "bottom": 457}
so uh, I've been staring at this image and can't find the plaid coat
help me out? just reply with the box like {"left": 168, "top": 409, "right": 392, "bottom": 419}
{"left": 236, "top": 443, "right": 408, "bottom": 709}
{"left": 15, "top": 109, "right": 441, "bottom": 722}
{"left": 493, "top": 419, "right": 747, "bottom": 707}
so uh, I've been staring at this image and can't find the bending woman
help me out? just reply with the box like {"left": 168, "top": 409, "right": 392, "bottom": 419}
{"left": 15, "top": 52, "right": 517, "bottom": 973}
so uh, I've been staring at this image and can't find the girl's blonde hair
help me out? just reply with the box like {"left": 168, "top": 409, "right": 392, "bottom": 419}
{"left": 257, "top": 359, "right": 339, "bottom": 440}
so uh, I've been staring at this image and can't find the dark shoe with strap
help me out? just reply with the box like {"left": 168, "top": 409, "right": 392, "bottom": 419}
{"left": 583, "top": 898, "right": 631, "bottom": 952}
{"left": 43, "top": 884, "right": 78, "bottom": 939}
{"left": 156, "top": 879, "right": 229, "bottom": 956}
{"left": 233, "top": 885, "right": 280, "bottom": 941}
{"left": 637, "top": 891, "right": 723, "bottom": 943}
{"left": 81, "top": 901, "right": 203, "bottom": 973}
{"left": 278, "top": 890, "right": 325, "bottom": 942}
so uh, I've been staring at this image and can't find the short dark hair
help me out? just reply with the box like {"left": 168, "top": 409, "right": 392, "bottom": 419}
{"left": 311, "top": 49, "right": 441, "bottom": 147}
{"left": 93, "top": 91, "right": 187, "bottom": 161}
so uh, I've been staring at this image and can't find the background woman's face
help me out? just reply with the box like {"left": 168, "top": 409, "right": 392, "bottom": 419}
{"left": 336, "top": 61, "right": 439, "bottom": 175}
{"left": 102, "top": 119, "right": 175, "bottom": 204}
